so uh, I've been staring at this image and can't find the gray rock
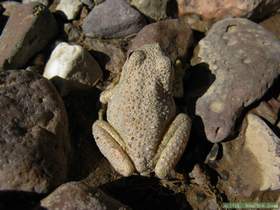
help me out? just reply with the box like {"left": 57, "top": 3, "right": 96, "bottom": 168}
{"left": 207, "top": 114, "right": 280, "bottom": 198}
{"left": 192, "top": 18, "right": 280, "bottom": 143}
{"left": 128, "top": 0, "right": 168, "bottom": 21}
{"left": 81, "top": 0, "right": 94, "bottom": 9}
{"left": 0, "top": 70, "right": 70, "bottom": 193}
{"left": 0, "top": 3, "right": 58, "bottom": 70}
{"left": 22, "top": 0, "right": 49, "bottom": 6}
{"left": 82, "top": 0, "right": 146, "bottom": 38}
{"left": 40, "top": 181, "right": 131, "bottom": 210}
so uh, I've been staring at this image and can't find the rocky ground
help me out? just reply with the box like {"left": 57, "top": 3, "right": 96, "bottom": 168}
{"left": 0, "top": 0, "right": 279, "bottom": 209}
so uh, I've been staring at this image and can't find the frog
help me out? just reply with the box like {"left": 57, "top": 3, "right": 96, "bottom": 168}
{"left": 92, "top": 43, "right": 192, "bottom": 179}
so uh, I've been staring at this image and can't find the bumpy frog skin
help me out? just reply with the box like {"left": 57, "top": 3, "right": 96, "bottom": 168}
{"left": 92, "top": 44, "right": 191, "bottom": 179}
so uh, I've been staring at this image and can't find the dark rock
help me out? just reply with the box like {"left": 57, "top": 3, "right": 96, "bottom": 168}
{"left": 0, "top": 70, "right": 70, "bottom": 193}
{"left": 82, "top": 0, "right": 146, "bottom": 38}
{"left": 192, "top": 18, "right": 280, "bottom": 143}
{"left": 40, "top": 181, "right": 131, "bottom": 210}
{"left": 0, "top": 3, "right": 58, "bottom": 70}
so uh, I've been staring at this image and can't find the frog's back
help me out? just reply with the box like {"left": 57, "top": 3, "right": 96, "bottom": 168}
{"left": 107, "top": 44, "right": 176, "bottom": 173}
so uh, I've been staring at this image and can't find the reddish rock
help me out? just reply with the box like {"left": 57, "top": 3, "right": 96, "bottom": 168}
{"left": 0, "top": 70, "right": 70, "bottom": 193}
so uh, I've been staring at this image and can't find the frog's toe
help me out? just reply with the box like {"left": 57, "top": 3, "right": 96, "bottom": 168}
{"left": 92, "top": 120, "right": 135, "bottom": 177}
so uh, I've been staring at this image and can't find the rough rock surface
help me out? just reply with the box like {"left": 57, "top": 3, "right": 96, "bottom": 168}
{"left": 129, "top": 18, "right": 193, "bottom": 63}
{"left": 82, "top": 0, "right": 146, "bottom": 38}
{"left": 23, "top": 0, "right": 49, "bottom": 6}
{"left": 178, "top": 0, "right": 280, "bottom": 23}
{"left": 186, "top": 165, "right": 221, "bottom": 210}
{"left": 83, "top": 37, "right": 127, "bottom": 78}
{"left": 0, "top": 70, "right": 70, "bottom": 193}
{"left": 192, "top": 18, "right": 280, "bottom": 143}
{"left": 43, "top": 42, "right": 103, "bottom": 94}
{"left": 207, "top": 114, "right": 280, "bottom": 198}
{"left": 40, "top": 182, "right": 131, "bottom": 210}
{"left": 56, "top": 0, "right": 82, "bottom": 20}
{"left": 128, "top": 0, "right": 168, "bottom": 21}
{"left": 261, "top": 14, "right": 280, "bottom": 39}
{"left": 0, "top": 3, "right": 58, "bottom": 70}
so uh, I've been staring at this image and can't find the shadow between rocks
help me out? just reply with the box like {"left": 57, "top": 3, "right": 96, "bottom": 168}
{"left": 0, "top": 190, "right": 45, "bottom": 210}
{"left": 100, "top": 176, "right": 192, "bottom": 210}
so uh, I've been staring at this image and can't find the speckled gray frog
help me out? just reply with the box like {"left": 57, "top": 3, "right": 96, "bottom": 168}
{"left": 92, "top": 43, "right": 192, "bottom": 179}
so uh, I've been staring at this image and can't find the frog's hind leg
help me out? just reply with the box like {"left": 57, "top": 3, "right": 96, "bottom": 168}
{"left": 92, "top": 120, "right": 135, "bottom": 176}
{"left": 154, "top": 113, "right": 192, "bottom": 179}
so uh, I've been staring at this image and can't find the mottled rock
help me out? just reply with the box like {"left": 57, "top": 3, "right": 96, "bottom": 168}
{"left": 261, "top": 14, "right": 280, "bottom": 39}
{"left": 40, "top": 182, "right": 131, "bottom": 210}
{"left": 128, "top": 0, "right": 168, "bottom": 21}
{"left": 0, "top": 70, "right": 70, "bottom": 193}
{"left": 178, "top": 0, "right": 280, "bottom": 25}
{"left": 23, "top": 0, "right": 49, "bottom": 6}
{"left": 56, "top": 0, "right": 82, "bottom": 20}
{"left": 207, "top": 114, "right": 280, "bottom": 198}
{"left": 186, "top": 165, "right": 221, "bottom": 210}
{"left": 192, "top": 18, "right": 280, "bottom": 143}
{"left": 83, "top": 37, "right": 127, "bottom": 78}
{"left": 82, "top": 0, "right": 146, "bottom": 38}
{"left": 0, "top": 3, "right": 58, "bottom": 70}
{"left": 43, "top": 42, "right": 103, "bottom": 95}
{"left": 129, "top": 18, "right": 193, "bottom": 63}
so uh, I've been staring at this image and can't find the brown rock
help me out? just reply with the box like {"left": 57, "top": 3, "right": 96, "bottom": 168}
{"left": 40, "top": 182, "right": 131, "bottom": 210}
{"left": 83, "top": 37, "right": 127, "bottom": 79}
{"left": 129, "top": 18, "right": 193, "bottom": 63}
{"left": 0, "top": 3, "right": 58, "bottom": 70}
{"left": 260, "top": 14, "right": 280, "bottom": 39}
{"left": 186, "top": 165, "right": 221, "bottom": 210}
{"left": 192, "top": 18, "right": 280, "bottom": 143}
{"left": 207, "top": 114, "right": 280, "bottom": 199}
{"left": 0, "top": 70, "right": 70, "bottom": 193}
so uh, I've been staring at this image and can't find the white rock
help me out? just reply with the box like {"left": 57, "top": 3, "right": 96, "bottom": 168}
{"left": 43, "top": 42, "right": 102, "bottom": 93}
{"left": 22, "top": 0, "right": 49, "bottom": 6}
{"left": 56, "top": 0, "right": 82, "bottom": 20}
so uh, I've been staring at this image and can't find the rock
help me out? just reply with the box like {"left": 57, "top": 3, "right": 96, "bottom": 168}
{"left": 81, "top": 0, "right": 94, "bottom": 9}
{"left": 43, "top": 42, "right": 103, "bottom": 95}
{"left": 83, "top": 37, "right": 127, "bottom": 78}
{"left": 0, "top": 1, "right": 20, "bottom": 16}
{"left": 178, "top": 0, "right": 280, "bottom": 28}
{"left": 22, "top": 0, "right": 49, "bottom": 6}
{"left": 186, "top": 165, "right": 221, "bottom": 210}
{"left": 82, "top": 0, "right": 146, "bottom": 38}
{"left": 129, "top": 18, "right": 193, "bottom": 63}
{"left": 128, "top": 0, "right": 168, "bottom": 21}
{"left": 56, "top": 0, "right": 82, "bottom": 20}
{"left": 191, "top": 18, "right": 280, "bottom": 143}
{"left": 40, "top": 182, "right": 131, "bottom": 210}
{"left": 207, "top": 114, "right": 280, "bottom": 199}
{"left": 261, "top": 14, "right": 280, "bottom": 39}
{"left": 0, "top": 3, "right": 58, "bottom": 70}
{"left": 0, "top": 70, "right": 70, "bottom": 193}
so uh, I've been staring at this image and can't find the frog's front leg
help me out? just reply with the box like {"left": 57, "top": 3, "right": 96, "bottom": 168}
{"left": 154, "top": 113, "right": 192, "bottom": 179}
{"left": 92, "top": 120, "right": 135, "bottom": 176}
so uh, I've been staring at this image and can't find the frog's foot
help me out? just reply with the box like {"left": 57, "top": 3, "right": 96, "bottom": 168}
{"left": 92, "top": 120, "right": 135, "bottom": 176}
{"left": 155, "top": 113, "right": 192, "bottom": 179}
